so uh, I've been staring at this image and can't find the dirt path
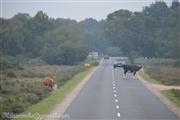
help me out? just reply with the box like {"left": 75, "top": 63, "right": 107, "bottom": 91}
{"left": 137, "top": 73, "right": 180, "bottom": 118}
{"left": 151, "top": 84, "right": 180, "bottom": 91}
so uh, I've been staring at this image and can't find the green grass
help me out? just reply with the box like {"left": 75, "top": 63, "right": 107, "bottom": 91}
{"left": 138, "top": 70, "right": 161, "bottom": 84}
{"left": 139, "top": 67, "right": 180, "bottom": 86}
{"left": 13, "top": 69, "right": 91, "bottom": 120}
{"left": 162, "top": 89, "right": 180, "bottom": 107}
{"left": 134, "top": 58, "right": 180, "bottom": 68}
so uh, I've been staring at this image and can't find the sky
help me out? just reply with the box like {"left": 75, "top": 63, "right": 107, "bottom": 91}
{"left": 0, "top": 0, "right": 173, "bottom": 21}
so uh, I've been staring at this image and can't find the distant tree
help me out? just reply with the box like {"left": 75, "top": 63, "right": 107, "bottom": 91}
{"left": 105, "top": 1, "right": 179, "bottom": 58}
{"left": 171, "top": 0, "right": 180, "bottom": 9}
{"left": 80, "top": 18, "right": 108, "bottom": 53}
{"left": 40, "top": 19, "right": 88, "bottom": 65}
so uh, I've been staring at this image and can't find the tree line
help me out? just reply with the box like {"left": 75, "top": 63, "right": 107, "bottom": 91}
{"left": 0, "top": 12, "right": 88, "bottom": 65}
{"left": 105, "top": 0, "right": 179, "bottom": 59}
{"left": 0, "top": 1, "right": 179, "bottom": 67}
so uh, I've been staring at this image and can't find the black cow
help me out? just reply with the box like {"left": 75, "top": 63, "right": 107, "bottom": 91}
{"left": 122, "top": 64, "right": 142, "bottom": 79}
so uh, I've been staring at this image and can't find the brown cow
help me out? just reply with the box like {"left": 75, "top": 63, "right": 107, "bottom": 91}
{"left": 43, "top": 77, "right": 54, "bottom": 89}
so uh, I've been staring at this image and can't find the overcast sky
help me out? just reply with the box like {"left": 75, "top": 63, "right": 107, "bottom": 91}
{"left": 1, "top": 0, "right": 173, "bottom": 21}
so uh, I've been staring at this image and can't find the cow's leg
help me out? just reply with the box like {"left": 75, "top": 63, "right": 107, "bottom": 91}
{"left": 123, "top": 70, "right": 127, "bottom": 79}
{"left": 49, "top": 83, "right": 54, "bottom": 90}
{"left": 53, "top": 84, "right": 57, "bottom": 90}
{"left": 123, "top": 74, "right": 126, "bottom": 79}
{"left": 133, "top": 71, "right": 136, "bottom": 80}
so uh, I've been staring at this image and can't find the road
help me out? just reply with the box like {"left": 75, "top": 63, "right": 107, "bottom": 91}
{"left": 61, "top": 58, "right": 179, "bottom": 120}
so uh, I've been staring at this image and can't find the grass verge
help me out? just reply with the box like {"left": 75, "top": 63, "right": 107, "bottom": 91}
{"left": 13, "top": 69, "right": 91, "bottom": 120}
{"left": 138, "top": 70, "right": 161, "bottom": 84}
{"left": 162, "top": 89, "right": 180, "bottom": 107}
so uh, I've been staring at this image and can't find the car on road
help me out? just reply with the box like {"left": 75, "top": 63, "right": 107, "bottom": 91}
{"left": 113, "top": 58, "right": 125, "bottom": 68}
{"left": 104, "top": 55, "right": 110, "bottom": 59}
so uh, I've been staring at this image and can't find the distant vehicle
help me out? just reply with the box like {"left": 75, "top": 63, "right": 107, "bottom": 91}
{"left": 104, "top": 55, "right": 110, "bottom": 59}
{"left": 113, "top": 58, "right": 125, "bottom": 68}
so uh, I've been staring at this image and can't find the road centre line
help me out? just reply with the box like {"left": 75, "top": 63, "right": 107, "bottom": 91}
{"left": 117, "top": 112, "right": 121, "bottom": 117}
{"left": 112, "top": 68, "right": 115, "bottom": 83}
{"left": 112, "top": 67, "right": 121, "bottom": 118}
{"left": 116, "top": 105, "right": 119, "bottom": 109}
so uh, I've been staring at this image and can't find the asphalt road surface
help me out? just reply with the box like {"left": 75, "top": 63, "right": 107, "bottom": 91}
{"left": 61, "top": 58, "right": 179, "bottom": 120}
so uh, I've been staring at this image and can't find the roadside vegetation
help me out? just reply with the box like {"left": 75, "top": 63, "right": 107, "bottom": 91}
{"left": 13, "top": 70, "right": 91, "bottom": 120}
{"left": 142, "top": 67, "right": 180, "bottom": 86}
{"left": 162, "top": 89, "right": 180, "bottom": 107}
{"left": 0, "top": 56, "right": 99, "bottom": 120}
{"left": 0, "top": 63, "right": 86, "bottom": 119}
{"left": 135, "top": 58, "right": 180, "bottom": 86}
{"left": 136, "top": 58, "right": 180, "bottom": 107}
{"left": 134, "top": 58, "right": 180, "bottom": 68}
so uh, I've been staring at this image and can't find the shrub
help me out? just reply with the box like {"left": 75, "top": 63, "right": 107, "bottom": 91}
{"left": 21, "top": 71, "right": 35, "bottom": 78}
{"left": 91, "top": 61, "right": 99, "bottom": 66}
{"left": 171, "top": 89, "right": 180, "bottom": 98}
{"left": 0, "top": 56, "right": 19, "bottom": 70}
{"left": 1, "top": 83, "right": 20, "bottom": 94}
{"left": 21, "top": 71, "right": 45, "bottom": 78}
{"left": 35, "top": 87, "right": 50, "bottom": 100}
{"left": 19, "top": 93, "right": 40, "bottom": 104}
{"left": 6, "top": 71, "right": 16, "bottom": 78}
{"left": 2, "top": 96, "right": 30, "bottom": 114}
{"left": 144, "top": 67, "right": 180, "bottom": 86}
{"left": 17, "top": 66, "right": 24, "bottom": 70}
{"left": 11, "top": 102, "right": 26, "bottom": 113}
{"left": 173, "top": 60, "right": 180, "bottom": 68}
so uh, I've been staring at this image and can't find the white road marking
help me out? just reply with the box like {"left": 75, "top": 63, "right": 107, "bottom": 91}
{"left": 114, "top": 94, "right": 117, "bottom": 97}
{"left": 117, "top": 112, "right": 121, "bottom": 117}
{"left": 112, "top": 67, "right": 121, "bottom": 118}
{"left": 116, "top": 105, "right": 119, "bottom": 109}
{"left": 112, "top": 68, "right": 115, "bottom": 83}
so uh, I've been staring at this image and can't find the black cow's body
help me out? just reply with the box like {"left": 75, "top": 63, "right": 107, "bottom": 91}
{"left": 122, "top": 64, "right": 142, "bottom": 79}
